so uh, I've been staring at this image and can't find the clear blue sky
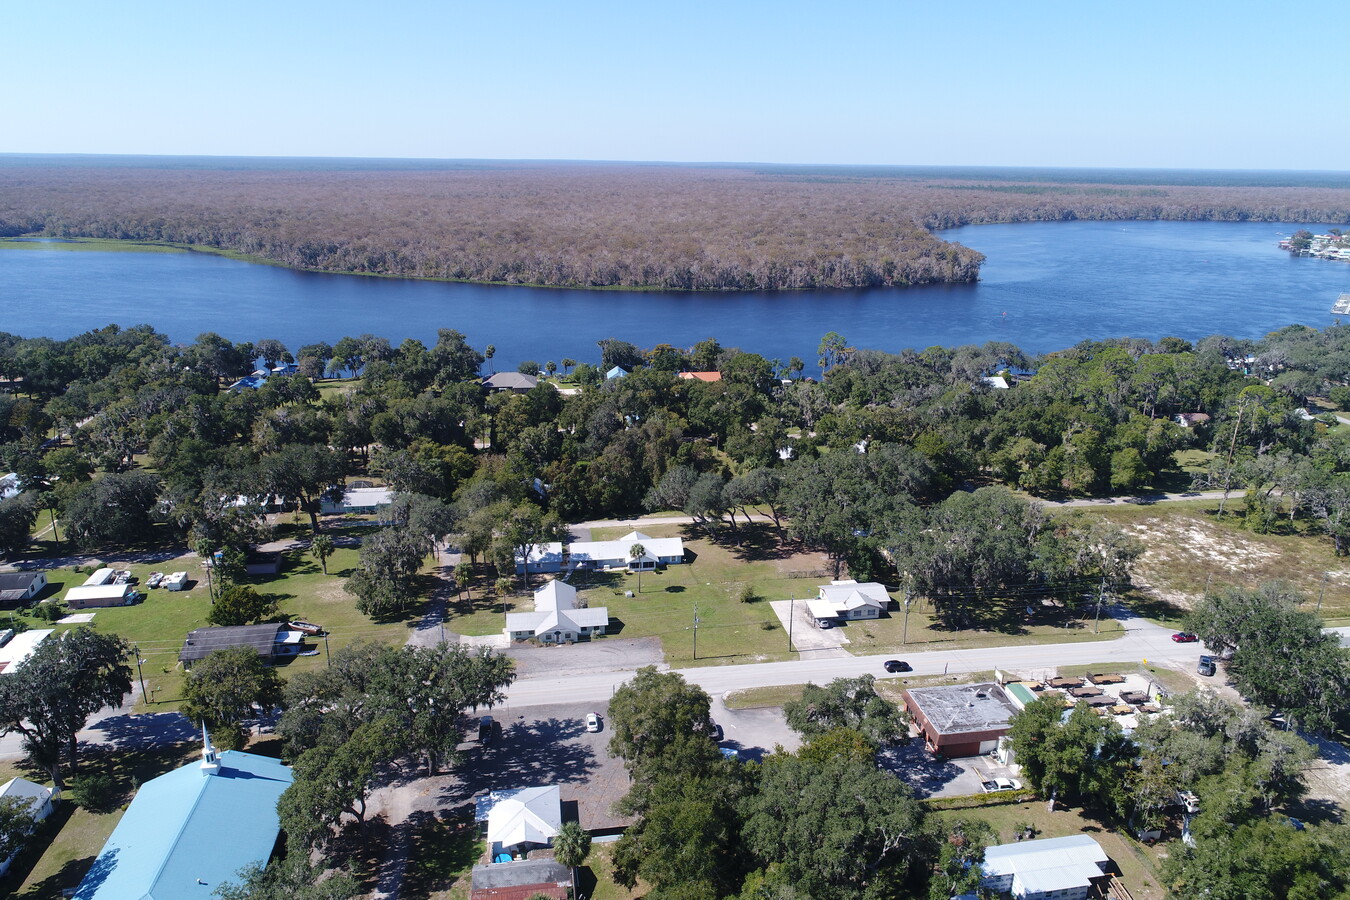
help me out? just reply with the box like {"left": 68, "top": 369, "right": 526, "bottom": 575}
{"left": 7, "top": 1, "right": 1344, "bottom": 169}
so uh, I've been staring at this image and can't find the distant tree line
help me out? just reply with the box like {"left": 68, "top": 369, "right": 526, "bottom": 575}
{"left": 3, "top": 162, "right": 1349, "bottom": 290}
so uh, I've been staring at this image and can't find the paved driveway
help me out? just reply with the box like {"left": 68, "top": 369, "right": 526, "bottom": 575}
{"left": 769, "top": 599, "right": 850, "bottom": 656}
{"left": 506, "top": 637, "right": 664, "bottom": 679}
{"left": 709, "top": 695, "right": 800, "bottom": 760}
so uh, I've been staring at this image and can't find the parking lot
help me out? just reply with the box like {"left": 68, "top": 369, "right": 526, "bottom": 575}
{"left": 447, "top": 701, "right": 634, "bottom": 831}
{"left": 879, "top": 738, "right": 1022, "bottom": 799}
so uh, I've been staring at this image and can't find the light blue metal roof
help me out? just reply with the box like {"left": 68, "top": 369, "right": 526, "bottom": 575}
{"left": 74, "top": 750, "right": 293, "bottom": 900}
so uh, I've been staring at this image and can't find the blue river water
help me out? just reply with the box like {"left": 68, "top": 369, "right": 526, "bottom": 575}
{"left": 2, "top": 220, "right": 1349, "bottom": 366}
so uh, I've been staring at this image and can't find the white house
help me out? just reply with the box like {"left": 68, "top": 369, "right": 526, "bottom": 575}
{"left": 475, "top": 785, "right": 562, "bottom": 861}
{"left": 806, "top": 580, "right": 890, "bottom": 625}
{"left": 0, "top": 571, "right": 47, "bottom": 605}
{"left": 320, "top": 486, "right": 393, "bottom": 515}
{"left": 0, "top": 629, "right": 53, "bottom": 675}
{"left": 0, "top": 473, "right": 21, "bottom": 501}
{"left": 505, "top": 580, "right": 609, "bottom": 643}
{"left": 0, "top": 777, "right": 56, "bottom": 875}
{"left": 514, "top": 542, "right": 565, "bottom": 575}
{"left": 980, "top": 834, "right": 1111, "bottom": 900}
{"left": 567, "top": 530, "right": 684, "bottom": 571}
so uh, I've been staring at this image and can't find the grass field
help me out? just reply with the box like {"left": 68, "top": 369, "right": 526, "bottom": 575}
{"left": 5, "top": 525, "right": 431, "bottom": 708}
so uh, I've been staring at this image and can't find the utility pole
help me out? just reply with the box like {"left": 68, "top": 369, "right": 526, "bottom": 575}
{"left": 1318, "top": 572, "right": 1328, "bottom": 613}
{"left": 902, "top": 590, "right": 912, "bottom": 646}
{"left": 323, "top": 632, "right": 331, "bottom": 668}
{"left": 1094, "top": 578, "right": 1107, "bottom": 634}
{"left": 692, "top": 603, "right": 700, "bottom": 660}
{"left": 134, "top": 645, "right": 148, "bottom": 703}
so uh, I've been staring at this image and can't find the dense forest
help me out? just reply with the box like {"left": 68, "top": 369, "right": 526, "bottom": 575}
{"left": 4, "top": 322, "right": 1350, "bottom": 604}
{"left": 3, "top": 160, "right": 1350, "bottom": 289}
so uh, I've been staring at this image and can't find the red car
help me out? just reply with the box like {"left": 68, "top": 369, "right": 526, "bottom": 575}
{"left": 1172, "top": 632, "right": 1199, "bottom": 643}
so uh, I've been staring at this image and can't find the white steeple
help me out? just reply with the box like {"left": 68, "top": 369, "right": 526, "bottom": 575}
{"left": 200, "top": 721, "right": 220, "bottom": 775}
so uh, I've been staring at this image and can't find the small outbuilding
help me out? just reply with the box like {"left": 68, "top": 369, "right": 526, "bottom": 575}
{"left": 470, "top": 859, "right": 572, "bottom": 900}
{"left": 902, "top": 682, "right": 1020, "bottom": 758}
{"left": 0, "top": 776, "right": 57, "bottom": 876}
{"left": 0, "top": 571, "right": 47, "bottom": 606}
{"left": 320, "top": 486, "right": 393, "bottom": 515}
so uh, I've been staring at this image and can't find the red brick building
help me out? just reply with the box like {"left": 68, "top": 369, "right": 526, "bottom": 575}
{"left": 902, "top": 683, "right": 1019, "bottom": 758}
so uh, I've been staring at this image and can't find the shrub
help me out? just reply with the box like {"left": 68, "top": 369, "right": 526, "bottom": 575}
{"left": 69, "top": 773, "right": 120, "bottom": 813}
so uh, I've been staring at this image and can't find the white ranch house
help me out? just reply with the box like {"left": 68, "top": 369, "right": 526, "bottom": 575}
{"left": 515, "top": 542, "right": 565, "bottom": 575}
{"left": 806, "top": 580, "right": 890, "bottom": 626}
{"left": 505, "top": 580, "right": 610, "bottom": 643}
{"left": 569, "top": 530, "right": 685, "bottom": 570}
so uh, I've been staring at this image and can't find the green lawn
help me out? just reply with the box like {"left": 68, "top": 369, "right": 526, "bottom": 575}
{"left": 7, "top": 526, "right": 430, "bottom": 707}
{"left": 580, "top": 842, "right": 643, "bottom": 900}
{"left": 449, "top": 524, "right": 1132, "bottom": 668}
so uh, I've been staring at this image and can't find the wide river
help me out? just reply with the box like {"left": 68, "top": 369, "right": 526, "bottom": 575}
{"left": 3, "top": 220, "right": 1349, "bottom": 366}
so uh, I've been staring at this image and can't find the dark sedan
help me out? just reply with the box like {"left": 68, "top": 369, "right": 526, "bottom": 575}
{"left": 883, "top": 660, "right": 912, "bottom": 673}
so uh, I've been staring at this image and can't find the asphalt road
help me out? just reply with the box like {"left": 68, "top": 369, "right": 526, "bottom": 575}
{"left": 504, "top": 620, "right": 1350, "bottom": 708}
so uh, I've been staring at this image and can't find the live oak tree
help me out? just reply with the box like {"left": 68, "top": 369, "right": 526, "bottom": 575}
{"left": 181, "top": 646, "right": 284, "bottom": 750}
{"left": 215, "top": 851, "right": 360, "bottom": 900}
{"left": 0, "top": 628, "right": 133, "bottom": 786}
{"left": 740, "top": 748, "right": 926, "bottom": 900}
{"left": 783, "top": 675, "right": 907, "bottom": 747}
{"left": 62, "top": 471, "right": 162, "bottom": 547}
{"left": 1187, "top": 582, "right": 1350, "bottom": 732}
{"left": 260, "top": 443, "right": 347, "bottom": 534}
{"left": 608, "top": 667, "right": 720, "bottom": 792}
{"left": 344, "top": 526, "right": 430, "bottom": 617}
{"left": 207, "top": 585, "right": 279, "bottom": 627}
{"left": 277, "top": 641, "right": 514, "bottom": 847}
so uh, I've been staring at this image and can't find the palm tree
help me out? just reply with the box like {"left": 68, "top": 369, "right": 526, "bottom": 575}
{"left": 629, "top": 543, "right": 646, "bottom": 593}
{"left": 553, "top": 820, "right": 591, "bottom": 880}
{"left": 311, "top": 533, "right": 335, "bottom": 574}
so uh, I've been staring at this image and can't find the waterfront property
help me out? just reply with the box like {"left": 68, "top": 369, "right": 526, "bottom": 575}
{"left": 505, "top": 579, "right": 609, "bottom": 643}
{"left": 482, "top": 371, "right": 539, "bottom": 393}
{"left": 902, "top": 682, "right": 1019, "bottom": 758}
{"left": 73, "top": 735, "right": 293, "bottom": 900}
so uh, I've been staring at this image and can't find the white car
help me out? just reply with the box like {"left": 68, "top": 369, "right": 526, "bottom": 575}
{"left": 585, "top": 712, "right": 601, "bottom": 733}
{"left": 981, "top": 777, "right": 1023, "bottom": 793}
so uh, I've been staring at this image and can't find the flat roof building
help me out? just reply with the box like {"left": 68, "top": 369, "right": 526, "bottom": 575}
{"left": 981, "top": 834, "right": 1111, "bottom": 900}
{"left": 902, "top": 682, "right": 1019, "bottom": 758}
{"left": 0, "top": 629, "right": 53, "bottom": 674}
{"left": 178, "top": 623, "right": 303, "bottom": 665}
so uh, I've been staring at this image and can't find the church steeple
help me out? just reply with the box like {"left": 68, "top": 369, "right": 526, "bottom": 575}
{"left": 200, "top": 722, "right": 220, "bottom": 775}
